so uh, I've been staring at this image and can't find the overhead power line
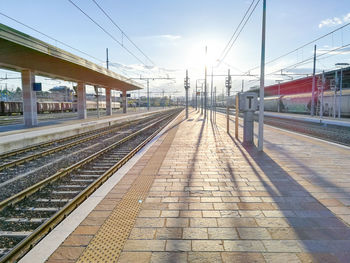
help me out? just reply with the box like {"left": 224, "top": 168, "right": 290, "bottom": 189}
{"left": 246, "top": 22, "right": 350, "bottom": 73}
{"left": 217, "top": 0, "right": 256, "bottom": 64}
{"left": 0, "top": 12, "right": 104, "bottom": 64}
{"left": 91, "top": 0, "right": 155, "bottom": 66}
{"left": 217, "top": 0, "right": 261, "bottom": 67}
{"left": 68, "top": 0, "right": 150, "bottom": 67}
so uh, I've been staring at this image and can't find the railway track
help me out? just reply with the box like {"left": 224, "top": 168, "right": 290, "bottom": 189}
{"left": 215, "top": 107, "right": 350, "bottom": 146}
{"left": 0, "top": 108, "right": 181, "bottom": 262}
{"left": 0, "top": 110, "right": 122, "bottom": 127}
{"left": 0, "top": 111, "right": 174, "bottom": 202}
{"left": 0, "top": 111, "right": 166, "bottom": 169}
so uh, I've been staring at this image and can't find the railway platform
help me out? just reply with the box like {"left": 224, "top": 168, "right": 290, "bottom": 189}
{"left": 264, "top": 111, "right": 350, "bottom": 128}
{"left": 0, "top": 108, "right": 170, "bottom": 153}
{"left": 21, "top": 109, "right": 350, "bottom": 263}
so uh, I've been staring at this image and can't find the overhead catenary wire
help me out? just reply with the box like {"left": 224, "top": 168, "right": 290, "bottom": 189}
{"left": 217, "top": 0, "right": 256, "bottom": 66}
{"left": 91, "top": 0, "right": 155, "bottom": 66}
{"left": 245, "top": 22, "right": 350, "bottom": 73}
{"left": 219, "top": 0, "right": 261, "bottom": 66}
{"left": 68, "top": 0, "right": 150, "bottom": 67}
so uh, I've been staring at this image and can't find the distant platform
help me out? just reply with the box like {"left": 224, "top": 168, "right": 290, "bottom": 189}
{"left": 0, "top": 107, "right": 171, "bottom": 153}
{"left": 264, "top": 111, "right": 350, "bottom": 127}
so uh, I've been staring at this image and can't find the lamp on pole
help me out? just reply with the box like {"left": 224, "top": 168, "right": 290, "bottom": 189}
{"left": 335, "top": 63, "right": 349, "bottom": 118}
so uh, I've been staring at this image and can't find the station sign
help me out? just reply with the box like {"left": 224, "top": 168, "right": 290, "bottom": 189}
{"left": 32, "top": 82, "right": 42, "bottom": 91}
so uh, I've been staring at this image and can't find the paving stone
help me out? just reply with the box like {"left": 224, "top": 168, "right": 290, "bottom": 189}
{"left": 183, "top": 228, "right": 208, "bottom": 239}
{"left": 166, "top": 240, "right": 191, "bottom": 251}
{"left": 263, "top": 252, "right": 301, "bottom": 263}
{"left": 221, "top": 252, "right": 266, "bottom": 263}
{"left": 188, "top": 252, "right": 222, "bottom": 263}
{"left": 156, "top": 228, "right": 183, "bottom": 240}
{"left": 180, "top": 210, "right": 202, "bottom": 217}
{"left": 192, "top": 240, "right": 225, "bottom": 251}
{"left": 150, "top": 252, "right": 187, "bottom": 263}
{"left": 217, "top": 218, "right": 257, "bottom": 227}
{"left": 208, "top": 228, "right": 238, "bottom": 239}
{"left": 119, "top": 252, "right": 152, "bottom": 263}
{"left": 129, "top": 228, "right": 156, "bottom": 239}
{"left": 166, "top": 218, "right": 189, "bottom": 227}
{"left": 123, "top": 240, "right": 166, "bottom": 251}
{"left": 263, "top": 240, "right": 302, "bottom": 252}
{"left": 237, "top": 228, "right": 272, "bottom": 240}
{"left": 191, "top": 218, "right": 218, "bottom": 227}
{"left": 223, "top": 240, "right": 266, "bottom": 252}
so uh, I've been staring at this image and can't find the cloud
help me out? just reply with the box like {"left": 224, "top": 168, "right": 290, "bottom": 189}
{"left": 319, "top": 12, "right": 350, "bottom": 28}
{"left": 317, "top": 46, "right": 350, "bottom": 55}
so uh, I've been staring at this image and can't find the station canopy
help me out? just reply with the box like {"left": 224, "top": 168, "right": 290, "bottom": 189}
{"left": 0, "top": 23, "right": 142, "bottom": 91}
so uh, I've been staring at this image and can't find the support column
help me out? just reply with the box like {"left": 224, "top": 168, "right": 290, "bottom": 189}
{"left": 122, "top": 90, "right": 127, "bottom": 113}
{"left": 77, "top": 82, "right": 86, "bottom": 119}
{"left": 106, "top": 88, "right": 112, "bottom": 116}
{"left": 22, "top": 70, "right": 37, "bottom": 127}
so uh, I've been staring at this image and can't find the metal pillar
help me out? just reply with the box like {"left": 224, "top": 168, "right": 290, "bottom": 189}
{"left": 21, "top": 70, "right": 37, "bottom": 127}
{"left": 204, "top": 46, "right": 207, "bottom": 119}
{"left": 184, "top": 70, "right": 190, "bottom": 119}
{"left": 311, "top": 45, "right": 317, "bottom": 116}
{"left": 210, "top": 67, "right": 213, "bottom": 121}
{"left": 122, "top": 90, "right": 127, "bottom": 113}
{"left": 77, "top": 82, "right": 87, "bottom": 119}
{"left": 258, "top": 0, "right": 266, "bottom": 152}
{"left": 320, "top": 71, "right": 325, "bottom": 119}
{"left": 333, "top": 71, "right": 337, "bottom": 118}
{"left": 201, "top": 84, "right": 203, "bottom": 114}
{"left": 338, "top": 68, "right": 343, "bottom": 118}
{"left": 106, "top": 88, "right": 112, "bottom": 116}
{"left": 147, "top": 79, "right": 150, "bottom": 111}
{"left": 235, "top": 93, "right": 239, "bottom": 139}
{"left": 226, "top": 69, "right": 231, "bottom": 133}
{"left": 195, "top": 81, "right": 198, "bottom": 110}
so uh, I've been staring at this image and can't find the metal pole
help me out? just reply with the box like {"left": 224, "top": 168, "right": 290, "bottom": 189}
{"left": 195, "top": 81, "right": 198, "bottom": 111}
{"left": 204, "top": 46, "right": 207, "bottom": 119}
{"left": 201, "top": 84, "right": 203, "bottom": 114}
{"left": 106, "top": 48, "right": 109, "bottom": 69}
{"left": 334, "top": 71, "right": 337, "bottom": 118}
{"left": 320, "top": 71, "right": 325, "bottom": 119}
{"left": 235, "top": 93, "right": 239, "bottom": 139}
{"left": 258, "top": 0, "right": 266, "bottom": 152}
{"left": 185, "top": 69, "right": 189, "bottom": 119}
{"left": 210, "top": 67, "right": 213, "bottom": 121}
{"left": 339, "top": 68, "right": 343, "bottom": 118}
{"left": 241, "top": 79, "right": 244, "bottom": 92}
{"left": 214, "top": 86, "right": 216, "bottom": 123}
{"left": 226, "top": 69, "right": 231, "bottom": 134}
{"left": 311, "top": 45, "right": 316, "bottom": 116}
{"left": 147, "top": 79, "right": 150, "bottom": 111}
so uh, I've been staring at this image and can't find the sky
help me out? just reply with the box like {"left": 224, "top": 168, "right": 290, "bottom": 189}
{"left": 1, "top": 0, "right": 350, "bottom": 97}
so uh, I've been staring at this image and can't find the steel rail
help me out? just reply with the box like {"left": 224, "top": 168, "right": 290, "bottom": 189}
{"left": 0, "top": 112, "right": 165, "bottom": 168}
{"left": 0, "top": 110, "right": 179, "bottom": 262}
{"left": 0, "top": 112, "right": 174, "bottom": 212}
{"left": 0, "top": 112, "right": 160, "bottom": 160}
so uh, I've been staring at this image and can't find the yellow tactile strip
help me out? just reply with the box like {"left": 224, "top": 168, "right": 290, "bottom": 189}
{"left": 76, "top": 119, "right": 180, "bottom": 263}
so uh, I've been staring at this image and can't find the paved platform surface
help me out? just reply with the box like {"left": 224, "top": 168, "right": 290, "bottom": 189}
{"left": 41, "top": 109, "right": 350, "bottom": 262}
